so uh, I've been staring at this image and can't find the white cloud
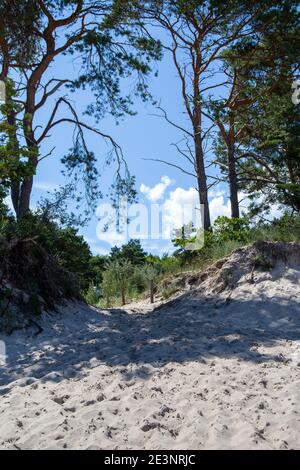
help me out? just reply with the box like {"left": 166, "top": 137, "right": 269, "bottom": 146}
{"left": 90, "top": 181, "right": 284, "bottom": 255}
{"left": 239, "top": 192, "right": 282, "bottom": 220}
{"left": 162, "top": 187, "right": 200, "bottom": 235}
{"left": 159, "top": 186, "right": 232, "bottom": 238}
{"left": 209, "top": 194, "right": 231, "bottom": 221}
{"left": 33, "top": 181, "right": 59, "bottom": 193}
{"left": 96, "top": 228, "right": 127, "bottom": 247}
{"left": 209, "top": 188, "right": 227, "bottom": 199}
{"left": 161, "top": 186, "right": 282, "bottom": 229}
{"left": 139, "top": 182, "right": 233, "bottom": 239}
{"left": 140, "top": 176, "right": 172, "bottom": 202}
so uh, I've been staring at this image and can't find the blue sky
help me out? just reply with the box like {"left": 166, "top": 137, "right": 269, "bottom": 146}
{"left": 5, "top": 41, "right": 267, "bottom": 256}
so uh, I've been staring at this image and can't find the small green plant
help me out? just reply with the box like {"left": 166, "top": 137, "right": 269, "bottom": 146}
{"left": 213, "top": 216, "right": 250, "bottom": 243}
{"left": 84, "top": 284, "right": 101, "bottom": 306}
{"left": 161, "top": 285, "right": 178, "bottom": 300}
{"left": 135, "top": 264, "right": 159, "bottom": 303}
{"left": 101, "top": 259, "right": 134, "bottom": 306}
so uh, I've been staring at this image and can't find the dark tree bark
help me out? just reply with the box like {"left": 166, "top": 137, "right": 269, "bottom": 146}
{"left": 227, "top": 113, "right": 240, "bottom": 219}
{"left": 227, "top": 146, "right": 240, "bottom": 219}
{"left": 150, "top": 279, "right": 154, "bottom": 304}
{"left": 195, "top": 140, "right": 211, "bottom": 230}
{"left": 121, "top": 289, "right": 126, "bottom": 306}
{"left": 193, "top": 48, "right": 211, "bottom": 231}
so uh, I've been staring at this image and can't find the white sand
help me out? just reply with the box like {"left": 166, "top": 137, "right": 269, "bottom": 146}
{"left": 0, "top": 248, "right": 300, "bottom": 450}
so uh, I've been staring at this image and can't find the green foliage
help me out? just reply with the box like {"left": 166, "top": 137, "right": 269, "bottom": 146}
{"left": 200, "top": 1, "right": 300, "bottom": 216}
{"left": 83, "top": 215, "right": 300, "bottom": 308}
{"left": 134, "top": 263, "right": 160, "bottom": 302}
{"left": 88, "top": 255, "right": 109, "bottom": 287}
{"left": 161, "top": 285, "right": 178, "bottom": 300}
{"left": 0, "top": 0, "right": 162, "bottom": 219}
{"left": 69, "top": 9, "right": 161, "bottom": 122}
{"left": 249, "top": 214, "right": 300, "bottom": 243}
{"left": 172, "top": 222, "right": 197, "bottom": 250}
{"left": 0, "top": 210, "right": 83, "bottom": 328}
{"left": 101, "top": 259, "right": 134, "bottom": 306}
{"left": 28, "top": 293, "right": 43, "bottom": 317}
{"left": 140, "top": 263, "right": 159, "bottom": 283}
{"left": 220, "top": 3, "right": 300, "bottom": 213}
{"left": 212, "top": 217, "right": 250, "bottom": 243}
{"left": 158, "top": 254, "right": 181, "bottom": 273}
{"left": 0, "top": 285, "right": 12, "bottom": 317}
{"left": 110, "top": 239, "right": 147, "bottom": 266}
{"left": 84, "top": 284, "right": 102, "bottom": 306}
{"left": 0, "top": 80, "right": 35, "bottom": 198}
{"left": 0, "top": 0, "right": 41, "bottom": 67}
{"left": 1, "top": 211, "right": 92, "bottom": 291}
{"left": 170, "top": 215, "right": 300, "bottom": 277}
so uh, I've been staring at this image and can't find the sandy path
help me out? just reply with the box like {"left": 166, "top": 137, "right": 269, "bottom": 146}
{"left": 0, "top": 263, "right": 300, "bottom": 450}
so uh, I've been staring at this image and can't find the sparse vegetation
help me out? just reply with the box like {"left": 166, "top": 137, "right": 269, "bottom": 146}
{"left": 0, "top": 1, "right": 299, "bottom": 320}
{"left": 82, "top": 215, "right": 300, "bottom": 308}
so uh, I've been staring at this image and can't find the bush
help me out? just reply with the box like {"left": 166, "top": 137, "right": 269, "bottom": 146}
{"left": 0, "top": 234, "right": 82, "bottom": 331}
{"left": 87, "top": 255, "right": 109, "bottom": 288}
{"left": 169, "top": 215, "right": 300, "bottom": 276}
{"left": 1, "top": 211, "right": 92, "bottom": 291}
{"left": 110, "top": 239, "right": 147, "bottom": 266}
{"left": 101, "top": 259, "right": 134, "bottom": 306}
{"left": 135, "top": 263, "right": 160, "bottom": 303}
{"left": 249, "top": 214, "right": 300, "bottom": 243}
{"left": 84, "top": 284, "right": 101, "bottom": 306}
{"left": 212, "top": 216, "right": 250, "bottom": 243}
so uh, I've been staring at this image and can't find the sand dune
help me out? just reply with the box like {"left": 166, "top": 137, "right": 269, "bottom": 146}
{"left": 0, "top": 242, "right": 300, "bottom": 450}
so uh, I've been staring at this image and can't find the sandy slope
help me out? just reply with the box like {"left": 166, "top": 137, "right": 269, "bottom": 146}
{"left": 0, "top": 243, "right": 300, "bottom": 450}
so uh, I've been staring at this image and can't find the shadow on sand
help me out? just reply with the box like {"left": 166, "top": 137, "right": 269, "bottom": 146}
{"left": 1, "top": 289, "right": 300, "bottom": 388}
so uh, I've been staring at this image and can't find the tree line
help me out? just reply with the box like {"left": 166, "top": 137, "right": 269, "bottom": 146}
{"left": 0, "top": 0, "right": 299, "bottom": 228}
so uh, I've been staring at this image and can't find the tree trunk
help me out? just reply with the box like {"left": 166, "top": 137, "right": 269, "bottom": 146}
{"left": 227, "top": 145, "right": 240, "bottom": 219}
{"left": 18, "top": 175, "right": 34, "bottom": 219}
{"left": 16, "top": 117, "right": 38, "bottom": 219}
{"left": 121, "top": 289, "right": 126, "bottom": 306}
{"left": 193, "top": 57, "right": 211, "bottom": 232}
{"left": 195, "top": 133, "right": 211, "bottom": 231}
{"left": 5, "top": 91, "right": 21, "bottom": 217}
{"left": 227, "top": 115, "right": 240, "bottom": 219}
{"left": 149, "top": 280, "right": 154, "bottom": 304}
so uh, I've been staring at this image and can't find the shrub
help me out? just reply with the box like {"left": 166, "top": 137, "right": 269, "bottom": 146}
{"left": 1, "top": 211, "right": 92, "bottom": 291}
{"left": 135, "top": 264, "right": 160, "bottom": 303}
{"left": 249, "top": 214, "right": 300, "bottom": 243}
{"left": 213, "top": 216, "right": 250, "bottom": 243}
{"left": 110, "top": 239, "right": 147, "bottom": 266}
{"left": 101, "top": 259, "right": 134, "bottom": 306}
{"left": 84, "top": 285, "right": 101, "bottom": 306}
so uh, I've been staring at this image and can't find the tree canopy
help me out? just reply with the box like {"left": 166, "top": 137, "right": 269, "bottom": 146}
{"left": 0, "top": 0, "right": 161, "bottom": 219}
